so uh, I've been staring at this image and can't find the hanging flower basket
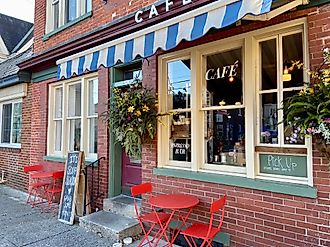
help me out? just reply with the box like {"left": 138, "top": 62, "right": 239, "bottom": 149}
{"left": 315, "top": 134, "right": 330, "bottom": 162}
{"left": 103, "top": 81, "right": 170, "bottom": 159}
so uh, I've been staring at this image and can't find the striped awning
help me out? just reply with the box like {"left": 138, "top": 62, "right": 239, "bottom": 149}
{"left": 57, "top": 0, "right": 273, "bottom": 80}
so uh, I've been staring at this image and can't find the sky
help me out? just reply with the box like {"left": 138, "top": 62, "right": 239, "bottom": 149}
{"left": 0, "top": 0, "right": 35, "bottom": 23}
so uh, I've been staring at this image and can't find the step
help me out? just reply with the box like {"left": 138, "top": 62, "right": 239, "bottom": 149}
{"left": 103, "top": 195, "right": 140, "bottom": 218}
{"left": 79, "top": 210, "right": 142, "bottom": 241}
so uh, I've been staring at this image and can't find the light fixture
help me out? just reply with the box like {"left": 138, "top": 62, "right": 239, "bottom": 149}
{"left": 283, "top": 65, "right": 292, "bottom": 82}
{"left": 229, "top": 76, "right": 234, "bottom": 83}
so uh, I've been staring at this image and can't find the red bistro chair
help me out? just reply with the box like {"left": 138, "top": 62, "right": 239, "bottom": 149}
{"left": 131, "top": 182, "right": 171, "bottom": 247}
{"left": 23, "top": 165, "right": 49, "bottom": 207}
{"left": 180, "top": 194, "right": 227, "bottom": 247}
{"left": 45, "top": 170, "right": 64, "bottom": 211}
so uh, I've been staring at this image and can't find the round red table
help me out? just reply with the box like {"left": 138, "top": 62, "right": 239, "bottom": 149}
{"left": 148, "top": 194, "right": 199, "bottom": 246}
{"left": 149, "top": 194, "right": 199, "bottom": 209}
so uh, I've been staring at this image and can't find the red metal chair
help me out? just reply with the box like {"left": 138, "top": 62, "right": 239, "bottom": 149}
{"left": 23, "top": 165, "right": 49, "bottom": 207}
{"left": 131, "top": 182, "right": 171, "bottom": 247}
{"left": 45, "top": 170, "right": 64, "bottom": 211}
{"left": 180, "top": 194, "right": 227, "bottom": 247}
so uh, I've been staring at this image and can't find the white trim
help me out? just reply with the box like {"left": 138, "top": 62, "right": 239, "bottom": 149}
{"left": 0, "top": 35, "right": 9, "bottom": 57}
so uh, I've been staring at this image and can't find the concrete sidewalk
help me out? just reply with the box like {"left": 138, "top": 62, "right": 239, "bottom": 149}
{"left": 0, "top": 185, "right": 114, "bottom": 247}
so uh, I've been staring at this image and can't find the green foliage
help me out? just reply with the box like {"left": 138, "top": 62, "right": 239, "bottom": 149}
{"left": 103, "top": 82, "right": 160, "bottom": 159}
{"left": 283, "top": 48, "right": 330, "bottom": 158}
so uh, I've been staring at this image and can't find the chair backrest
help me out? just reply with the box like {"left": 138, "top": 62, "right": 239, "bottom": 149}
{"left": 52, "top": 171, "right": 64, "bottom": 179}
{"left": 23, "top": 165, "right": 44, "bottom": 173}
{"left": 208, "top": 194, "right": 227, "bottom": 234}
{"left": 131, "top": 182, "right": 152, "bottom": 197}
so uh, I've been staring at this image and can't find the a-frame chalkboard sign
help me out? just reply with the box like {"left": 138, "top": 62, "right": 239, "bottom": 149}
{"left": 58, "top": 151, "right": 84, "bottom": 225}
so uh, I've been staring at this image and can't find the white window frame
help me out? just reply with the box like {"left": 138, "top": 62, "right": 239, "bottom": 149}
{"left": 46, "top": 0, "right": 91, "bottom": 33}
{"left": 158, "top": 18, "right": 313, "bottom": 186}
{"left": 48, "top": 73, "right": 98, "bottom": 160}
{"left": 0, "top": 99, "right": 22, "bottom": 148}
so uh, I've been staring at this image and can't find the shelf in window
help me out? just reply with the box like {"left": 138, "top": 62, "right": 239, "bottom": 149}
{"left": 255, "top": 146, "right": 307, "bottom": 154}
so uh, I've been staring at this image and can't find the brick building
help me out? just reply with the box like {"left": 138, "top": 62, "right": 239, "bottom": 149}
{"left": 18, "top": 0, "right": 330, "bottom": 246}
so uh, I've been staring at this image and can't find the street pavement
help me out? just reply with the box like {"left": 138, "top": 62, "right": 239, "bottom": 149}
{"left": 0, "top": 185, "right": 114, "bottom": 247}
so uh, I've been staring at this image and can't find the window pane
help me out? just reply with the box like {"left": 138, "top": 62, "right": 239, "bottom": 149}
{"left": 12, "top": 103, "right": 22, "bottom": 144}
{"left": 204, "top": 48, "right": 243, "bottom": 107}
{"left": 52, "top": 1, "right": 59, "bottom": 29}
{"left": 1, "top": 104, "right": 12, "bottom": 143}
{"left": 260, "top": 39, "right": 277, "bottom": 90}
{"left": 86, "top": 0, "right": 92, "bottom": 12}
{"left": 55, "top": 87, "right": 63, "bottom": 119}
{"left": 69, "top": 119, "right": 81, "bottom": 151}
{"left": 283, "top": 33, "right": 304, "bottom": 88}
{"left": 89, "top": 118, "right": 98, "bottom": 154}
{"left": 55, "top": 120, "right": 62, "bottom": 151}
{"left": 67, "top": 0, "right": 77, "bottom": 22}
{"left": 205, "top": 109, "right": 245, "bottom": 166}
{"left": 260, "top": 93, "right": 278, "bottom": 144}
{"left": 167, "top": 59, "right": 191, "bottom": 109}
{"left": 283, "top": 91, "right": 304, "bottom": 145}
{"left": 88, "top": 79, "right": 98, "bottom": 115}
{"left": 170, "top": 113, "right": 191, "bottom": 162}
{"left": 68, "top": 83, "right": 81, "bottom": 117}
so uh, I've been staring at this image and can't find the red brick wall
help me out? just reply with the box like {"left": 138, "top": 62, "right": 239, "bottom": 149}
{"left": 140, "top": 4, "right": 330, "bottom": 247}
{"left": 34, "top": 0, "right": 158, "bottom": 54}
{"left": 0, "top": 84, "right": 32, "bottom": 191}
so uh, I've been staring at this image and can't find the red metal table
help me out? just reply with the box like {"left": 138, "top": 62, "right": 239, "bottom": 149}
{"left": 149, "top": 194, "right": 199, "bottom": 246}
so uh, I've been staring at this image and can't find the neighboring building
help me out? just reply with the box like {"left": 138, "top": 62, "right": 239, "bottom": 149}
{"left": 0, "top": 13, "right": 33, "bottom": 62}
{"left": 17, "top": 0, "right": 330, "bottom": 246}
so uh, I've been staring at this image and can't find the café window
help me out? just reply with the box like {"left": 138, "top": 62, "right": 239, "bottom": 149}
{"left": 168, "top": 59, "right": 191, "bottom": 166}
{"left": 258, "top": 32, "right": 305, "bottom": 146}
{"left": 48, "top": 75, "right": 98, "bottom": 160}
{"left": 202, "top": 48, "right": 246, "bottom": 172}
{"left": 159, "top": 21, "right": 311, "bottom": 185}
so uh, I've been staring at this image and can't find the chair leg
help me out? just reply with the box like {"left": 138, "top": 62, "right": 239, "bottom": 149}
{"left": 137, "top": 222, "right": 154, "bottom": 247}
{"left": 183, "top": 235, "right": 194, "bottom": 247}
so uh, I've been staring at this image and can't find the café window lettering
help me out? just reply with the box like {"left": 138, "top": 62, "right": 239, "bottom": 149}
{"left": 159, "top": 21, "right": 311, "bottom": 185}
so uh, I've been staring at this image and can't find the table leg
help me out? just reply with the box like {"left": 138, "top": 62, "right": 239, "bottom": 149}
{"left": 169, "top": 208, "right": 194, "bottom": 245}
{"left": 153, "top": 208, "right": 175, "bottom": 247}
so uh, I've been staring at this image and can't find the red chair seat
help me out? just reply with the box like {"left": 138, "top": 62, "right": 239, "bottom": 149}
{"left": 181, "top": 223, "right": 219, "bottom": 239}
{"left": 141, "top": 212, "right": 170, "bottom": 224}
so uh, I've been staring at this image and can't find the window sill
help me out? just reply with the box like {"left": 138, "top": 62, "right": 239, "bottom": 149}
{"left": 153, "top": 167, "right": 317, "bottom": 198}
{"left": 43, "top": 12, "right": 92, "bottom": 41}
{"left": 43, "top": 155, "right": 98, "bottom": 165}
{"left": 0, "top": 143, "right": 21, "bottom": 149}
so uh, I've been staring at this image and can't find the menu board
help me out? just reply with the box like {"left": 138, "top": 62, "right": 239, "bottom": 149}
{"left": 58, "top": 151, "right": 84, "bottom": 225}
{"left": 259, "top": 153, "right": 307, "bottom": 177}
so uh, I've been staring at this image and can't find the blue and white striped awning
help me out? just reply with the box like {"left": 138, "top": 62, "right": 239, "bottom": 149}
{"left": 57, "top": 0, "right": 273, "bottom": 80}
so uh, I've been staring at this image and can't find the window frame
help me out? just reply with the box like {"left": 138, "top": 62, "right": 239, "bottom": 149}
{"left": 0, "top": 99, "right": 22, "bottom": 148}
{"left": 158, "top": 18, "right": 313, "bottom": 186}
{"left": 46, "top": 0, "right": 91, "bottom": 33}
{"left": 47, "top": 73, "right": 98, "bottom": 160}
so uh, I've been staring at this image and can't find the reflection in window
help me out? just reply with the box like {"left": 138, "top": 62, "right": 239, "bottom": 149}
{"left": 260, "top": 93, "right": 278, "bottom": 144}
{"left": 167, "top": 60, "right": 191, "bottom": 109}
{"left": 204, "top": 48, "right": 242, "bottom": 107}
{"left": 1, "top": 104, "right": 12, "bottom": 143}
{"left": 205, "top": 109, "right": 245, "bottom": 166}
{"left": 261, "top": 39, "right": 277, "bottom": 90}
{"left": 12, "top": 103, "right": 22, "bottom": 144}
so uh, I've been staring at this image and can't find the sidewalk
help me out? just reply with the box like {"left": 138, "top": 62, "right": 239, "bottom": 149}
{"left": 0, "top": 185, "right": 114, "bottom": 247}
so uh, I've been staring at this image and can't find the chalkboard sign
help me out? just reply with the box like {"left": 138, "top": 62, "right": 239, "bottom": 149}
{"left": 259, "top": 153, "right": 307, "bottom": 177}
{"left": 58, "top": 151, "right": 84, "bottom": 225}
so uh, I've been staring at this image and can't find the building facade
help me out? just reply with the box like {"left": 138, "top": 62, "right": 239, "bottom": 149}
{"left": 17, "top": 0, "right": 330, "bottom": 246}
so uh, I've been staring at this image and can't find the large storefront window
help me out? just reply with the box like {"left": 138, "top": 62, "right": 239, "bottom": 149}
{"left": 159, "top": 21, "right": 311, "bottom": 185}
{"left": 48, "top": 75, "right": 98, "bottom": 160}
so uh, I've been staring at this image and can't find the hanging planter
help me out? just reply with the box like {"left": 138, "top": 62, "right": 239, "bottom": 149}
{"left": 103, "top": 81, "right": 169, "bottom": 159}
{"left": 283, "top": 48, "right": 330, "bottom": 165}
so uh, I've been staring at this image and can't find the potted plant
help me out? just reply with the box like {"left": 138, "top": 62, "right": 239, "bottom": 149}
{"left": 283, "top": 48, "right": 330, "bottom": 163}
{"left": 103, "top": 81, "right": 163, "bottom": 159}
